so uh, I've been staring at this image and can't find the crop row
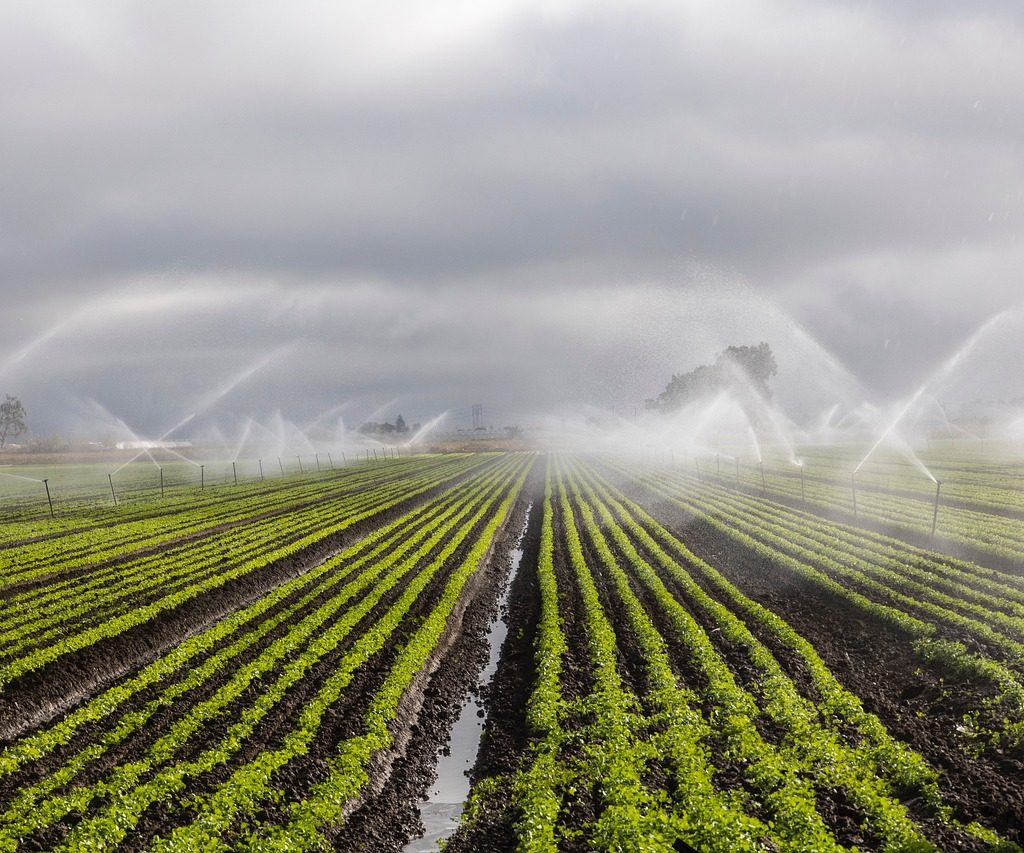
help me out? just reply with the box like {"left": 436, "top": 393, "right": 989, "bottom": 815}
{"left": 0, "top": 454, "right": 496, "bottom": 692}
{"left": 0, "top": 454, "right": 475, "bottom": 579}
{"left": 719, "top": 459, "right": 1024, "bottom": 563}
{"left": 459, "top": 455, "right": 1014, "bottom": 851}
{"left": 0, "top": 452, "right": 532, "bottom": 850}
{"left": 611, "top": 460, "right": 1024, "bottom": 750}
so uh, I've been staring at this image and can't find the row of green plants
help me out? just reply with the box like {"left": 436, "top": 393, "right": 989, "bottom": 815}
{"left": 456, "top": 456, "right": 1017, "bottom": 850}
{"left": 617, "top": 462, "right": 1024, "bottom": 750}
{"left": 0, "top": 456, "right": 516, "bottom": 780}
{"left": 571, "top": 460, "right": 1009, "bottom": 849}
{"left": 723, "top": 460, "right": 1024, "bottom": 563}
{"left": 0, "top": 456, "right": 498, "bottom": 690}
{"left": 0, "top": 454, "right": 531, "bottom": 851}
{"left": 0, "top": 454, "right": 475, "bottom": 584}
{"left": 0, "top": 455, "right": 483, "bottom": 664}
{"left": 0, "top": 455, "right": 408, "bottom": 544}
{"left": 644, "top": 471, "right": 1024, "bottom": 656}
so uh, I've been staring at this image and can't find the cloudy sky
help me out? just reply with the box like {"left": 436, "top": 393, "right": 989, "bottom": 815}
{"left": 2, "top": 0, "right": 1023, "bottom": 437}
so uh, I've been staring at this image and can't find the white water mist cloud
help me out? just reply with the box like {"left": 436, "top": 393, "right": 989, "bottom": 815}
{"left": 1, "top": 1, "right": 1023, "bottom": 434}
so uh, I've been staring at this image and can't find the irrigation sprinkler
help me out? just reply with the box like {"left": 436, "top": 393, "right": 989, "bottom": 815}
{"left": 800, "top": 465, "right": 806, "bottom": 504}
{"left": 160, "top": 467, "right": 165, "bottom": 498}
{"left": 851, "top": 473, "right": 858, "bottom": 519}
{"left": 297, "top": 456, "right": 303, "bottom": 474}
{"left": 327, "top": 453, "right": 334, "bottom": 470}
{"left": 694, "top": 458, "right": 702, "bottom": 483}
{"left": 931, "top": 480, "right": 942, "bottom": 538}
{"left": 716, "top": 453, "right": 721, "bottom": 476}
{"left": 760, "top": 462, "right": 767, "bottom": 495}
{"left": 200, "top": 464, "right": 205, "bottom": 490}
{"left": 232, "top": 461, "right": 238, "bottom": 486}
{"left": 278, "top": 457, "right": 284, "bottom": 476}
{"left": 258, "top": 459, "right": 264, "bottom": 481}
{"left": 373, "top": 449, "right": 378, "bottom": 462}
{"left": 342, "top": 451, "right": 347, "bottom": 464}
{"left": 42, "top": 479, "right": 54, "bottom": 518}
{"left": 315, "top": 453, "right": 321, "bottom": 472}
{"left": 108, "top": 473, "right": 118, "bottom": 506}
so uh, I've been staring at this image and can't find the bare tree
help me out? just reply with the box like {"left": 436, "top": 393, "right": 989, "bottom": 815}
{"left": 0, "top": 395, "right": 27, "bottom": 448}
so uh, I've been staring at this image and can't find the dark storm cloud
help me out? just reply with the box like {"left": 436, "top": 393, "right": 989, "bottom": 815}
{"left": 1, "top": 0, "right": 1023, "bottom": 432}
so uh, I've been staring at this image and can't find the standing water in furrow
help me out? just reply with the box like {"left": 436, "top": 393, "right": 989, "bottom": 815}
{"left": 403, "top": 502, "right": 533, "bottom": 852}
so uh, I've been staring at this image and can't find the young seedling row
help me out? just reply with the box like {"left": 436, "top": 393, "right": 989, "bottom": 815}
{"left": 0, "top": 450, "right": 1021, "bottom": 850}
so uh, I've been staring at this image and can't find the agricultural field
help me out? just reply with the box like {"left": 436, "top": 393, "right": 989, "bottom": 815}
{"left": 0, "top": 449, "right": 1022, "bottom": 851}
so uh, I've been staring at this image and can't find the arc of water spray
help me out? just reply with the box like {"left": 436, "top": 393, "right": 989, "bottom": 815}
{"left": 854, "top": 386, "right": 936, "bottom": 482}
{"left": 404, "top": 411, "right": 449, "bottom": 447}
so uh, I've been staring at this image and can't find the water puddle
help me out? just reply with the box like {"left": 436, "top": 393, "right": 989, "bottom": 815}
{"left": 402, "top": 502, "right": 532, "bottom": 852}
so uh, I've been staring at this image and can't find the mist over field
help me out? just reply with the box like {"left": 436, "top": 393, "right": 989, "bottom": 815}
{"left": 1, "top": 1, "right": 1023, "bottom": 441}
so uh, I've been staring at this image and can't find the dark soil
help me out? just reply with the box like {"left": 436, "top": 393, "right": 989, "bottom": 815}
{"left": 442, "top": 479, "right": 544, "bottom": 853}
{"left": 0, "top": 457, "right": 499, "bottom": 742}
{"left": 329, "top": 475, "right": 538, "bottom": 852}
{"left": 616, "top": 472, "right": 1024, "bottom": 849}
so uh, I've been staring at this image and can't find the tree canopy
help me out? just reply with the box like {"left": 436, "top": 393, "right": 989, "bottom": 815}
{"left": 0, "top": 395, "right": 27, "bottom": 448}
{"left": 658, "top": 342, "right": 777, "bottom": 412}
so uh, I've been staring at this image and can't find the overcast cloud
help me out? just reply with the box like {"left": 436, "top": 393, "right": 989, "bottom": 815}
{"left": 1, "top": 0, "right": 1023, "bottom": 436}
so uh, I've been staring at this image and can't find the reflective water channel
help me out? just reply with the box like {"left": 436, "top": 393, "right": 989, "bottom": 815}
{"left": 402, "top": 502, "right": 532, "bottom": 852}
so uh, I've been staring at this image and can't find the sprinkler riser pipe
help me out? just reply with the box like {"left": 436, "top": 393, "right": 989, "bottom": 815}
{"left": 43, "top": 479, "right": 54, "bottom": 518}
{"left": 232, "top": 461, "right": 238, "bottom": 486}
{"left": 108, "top": 473, "right": 118, "bottom": 506}
{"left": 931, "top": 481, "right": 942, "bottom": 538}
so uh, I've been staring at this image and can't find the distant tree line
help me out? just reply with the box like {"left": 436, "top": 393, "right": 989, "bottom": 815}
{"left": 358, "top": 414, "right": 416, "bottom": 436}
{"left": 0, "top": 395, "right": 26, "bottom": 448}
{"left": 656, "top": 342, "right": 777, "bottom": 412}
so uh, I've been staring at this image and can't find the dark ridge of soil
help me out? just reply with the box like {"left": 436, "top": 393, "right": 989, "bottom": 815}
{"left": 696, "top": 473, "right": 1023, "bottom": 576}
{"left": 0, "top": 454, "right": 459, "bottom": 556}
{"left": 548, "top": 494, "right": 596, "bottom": 704}
{"left": 0, "top": 456, "right": 465, "bottom": 592}
{"left": 0, "top": 490, "right": 469, "bottom": 804}
{"left": 620, "top": 477, "right": 1023, "bottom": 849}
{"left": 442, "top": 477, "right": 544, "bottom": 853}
{"left": 0, "top": 458, "right": 501, "bottom": 743}
{"left": 568, "top": 496, "right": 656, "bottom": 703}
{"left": 116, "top": 478, "right": 520, "bottom": 850}
{"left": 327, "top": 474, "right": 539, "bottom": 852}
